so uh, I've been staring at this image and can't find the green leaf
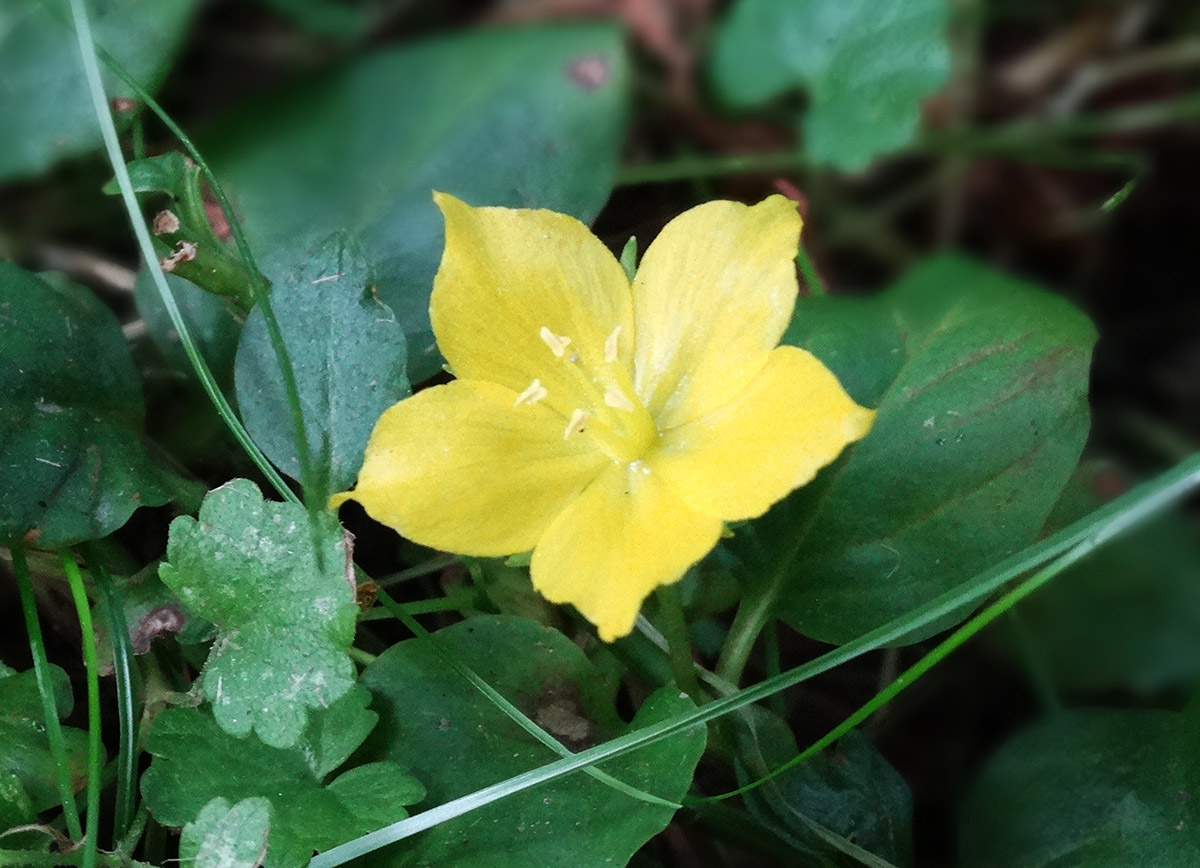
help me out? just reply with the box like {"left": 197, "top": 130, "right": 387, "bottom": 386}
{"left": 142, "top": 707, "right": 423, "bottom": 868}
{"left": 0, "top": 0, "right": 200, "bottom": 180}
{"left": 0, "top": 771, "right": 38, "bottom": 850}
{"left": 960, "top": 709, "right": 1199, "bottom": 867}
{"left": 0, "top": 264, "right": 175, "bottom": 548}
{"left": 204, "top": 24, "right": 629, "bottom": 382}
{"left": 711, "top": 0, "right": 950, "bottom": 170}
{"left": 1015, "top": 460, "right": 1200, "bottom": 693}
{"left": 180, "top": 797, "right": 271, "bottom": 868}
{"left": 356, "top": 616, "right": 706, "bottom": 868}
{"left": 159, "top": 479, "right": 359, "bottom": 747}
{"left": 0, "top": 667, "right": 91, "bottom": 813}
{"left": 234, "top": 233, "right": 410, "bottom": 499}
{"left": 734, "top": 709, "right": 911, "bottom": 867}
{"left": 758, "top": 255, "right": 1095, "bottom": 645}
{"left": 294, "top": 686, "right": 378, "bottom": 780}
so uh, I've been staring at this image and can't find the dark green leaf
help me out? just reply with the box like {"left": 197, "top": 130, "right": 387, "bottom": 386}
{"left": 735, "top": 709, "right": 911, "bottom": 867}
{"left": 711, "top": 0, "right": 950, "bottom": 170}
{"left": 179, "top": 797, "right": 271, "bottom": 868}
{"left": 1015, "top": 461, "right": 1200, "bottom": 693}
{"left": 234, "top": 233, "right": 410, "bottom": 499}
{"left": 0, "top": 667, "right": 91, "bottom": 813}
{"left": 0, "top": 264, "right": 175, "bottom": 548}
{"left": 0, "top": 0, "right": 200, "bottom": 180}
{"left": 142, "top": 707, "right": 422, "bottom": 868}
{"left": 159, "top": 479, "right": 359, "bottom": 748}
{"left": 356, "top": 616, "right": 706, "bottom": 868}
{"left": 757, "top": 255, "right": 1095, "bottom": 645}
{"left": 961, "top": 709, "right": 1199, "bottom": 867}
{"left": 205, "top": 25, "right": 629, "bottom": 382}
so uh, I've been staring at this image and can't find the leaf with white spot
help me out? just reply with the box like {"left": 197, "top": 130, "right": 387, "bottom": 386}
{"left": 159, "top": 479, "right": 358, "bottom": 748}
{"left": 180, "top": 797, "right": 271, "bottom": 868}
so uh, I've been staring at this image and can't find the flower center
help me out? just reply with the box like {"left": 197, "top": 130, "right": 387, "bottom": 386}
{"left": 518, "top": 324, "right": 657, "bottom": 464}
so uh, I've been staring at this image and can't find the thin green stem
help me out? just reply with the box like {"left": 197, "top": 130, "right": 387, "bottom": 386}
{"left": 795, "top": 245, "right": 826, "bottom": 297}
{"left": 654, "top": 585, "right": 701, "bottom": 699}
{"left": 64, "top": 0, "right": 298, "bottom": 506}
{"left": 61, "top": 553, "right": 101, "bottom": 868}
{"left": 11, "top": 546, "right": 84, "bottom": 842}
{"left": 616, "top": 91, "right": 1200, "bottom": 186}
{"left": 91, "top": 42, "right": 316, "bottom": 512}
{"left": 762, "top": 622, "right": 785, "bottom": 717}
{"left": 376, "top": 553, "right": 459, "bottom": 588}
{"left": 359, "top": 592, "right": 474, "bottom": 620}
{"left": 715, "top": 577, "right": 780, "bottom": 687}
{"left": 88, "top": 551, "right": 139, "bottom": 840}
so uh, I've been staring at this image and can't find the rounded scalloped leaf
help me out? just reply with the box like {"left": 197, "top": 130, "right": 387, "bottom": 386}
{"left": 711, "top": 0, "right": 950, "bottom": 170}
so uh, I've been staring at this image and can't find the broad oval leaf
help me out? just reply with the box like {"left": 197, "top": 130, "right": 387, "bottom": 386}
{"left": 234, "top": 233, "right": 410, "bottom": 500}
{"left": 961, "top": 709, "right": 1199, "bottom": 867}
{"left": 758, "top": 255, "right": 1095, "bottom": 645}
{"left": 206, "top": 24, "right": 629, "bottom": 383}
{"left": 711, "top": 0, "right": 950, "bottom": 170}
{"left": 0, "top": 264, "right": 175, "bottom": 548}
{"left": 356, "top": 616, "right": 706, "bottom": 868}
{"left": 0, "top": 0, "right": 200, "bottom": 180}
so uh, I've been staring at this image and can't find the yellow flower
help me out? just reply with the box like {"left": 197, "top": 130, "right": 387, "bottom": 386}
{"left": 332, "top": 193, "right": 874, "bottom": 641}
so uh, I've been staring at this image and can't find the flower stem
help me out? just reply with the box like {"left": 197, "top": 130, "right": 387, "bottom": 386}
{"left": 715, "top": 579, "right": 780, "bottom": 687}
{"left": 796, "top": 245, "right": 826, "bottom": 296}
{"left": 61, "top": 553, "right": 102, "bottom": 868}
{"left": 11, "top": 546, "right": 84, "bottom": 842}
{"left": 654, "top": 585, "right": 701, "bottom": 700}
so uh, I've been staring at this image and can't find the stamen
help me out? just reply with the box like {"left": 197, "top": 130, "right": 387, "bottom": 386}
{"left": 604, "top": 385, "right": 635, "bottom": 411}
{"left": 539, "top": 326, "right": 572, "bottom": 358}
{"left": 562, "top": 409, "right": 589, "bottom": 440}
{"left": 604, "top": 326, "right": 622, "bottom": 363}
{"left": 513, "top": 378, "right": 548, "bottom": 407}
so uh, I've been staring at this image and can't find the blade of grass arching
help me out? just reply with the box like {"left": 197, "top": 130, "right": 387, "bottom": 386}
{"left": 695, "top": 537, "right": 1094, "bottom": 806}
{"left": 60, "top": 553, "right": 101, "bottom": 868}
{"left": 373, "top": 588, "right": 681, "bottom": 809}
{"left": 10, "top": 546, "right": 84, "bottom": 842}
{"left": 62, "top": 0, "right": 297, "bottom": 507}
{"left": 87, "top": 552, "right": 139, "bottom": 840}
{"left": 309, "top": 452, "right": 1200, "bottom": 868}
{"left": 85, "top": 41, "right": 318, "bottom": 514}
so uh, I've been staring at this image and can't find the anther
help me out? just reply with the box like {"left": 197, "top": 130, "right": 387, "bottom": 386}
{"left": 604, "top": 326, "right": 622, "bottom": 363}
{"left": 539, "top": 326, "right": 572, "bottom": 358}
{"left": 513, "top": 378, "right": 548, "bottom": 407}
{"left": 604, "top": 385, "right": 635, "bottom": 411}
{"left": 562, "top": 409, "right": 589, "bottom": 440}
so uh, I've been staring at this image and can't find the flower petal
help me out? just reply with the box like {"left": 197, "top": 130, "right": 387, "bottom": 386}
{"left": 653, "top": 346, "right": 874, "bottom": 521}
{"left": 530, "top": 462, "right": 723, "bottom": 641}
{"left": 632, "top": 195, "right": 803, "bottom": 430}
{"left": 431, "top": 192, "right": 637, "bottom": 420}
{"left": 333, "top": 380, "right": 607, "bottom": 556}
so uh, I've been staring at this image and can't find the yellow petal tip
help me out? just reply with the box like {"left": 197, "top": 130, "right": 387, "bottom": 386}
{"left": 328, "top": 490, "right": 355, "bottom": 511}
